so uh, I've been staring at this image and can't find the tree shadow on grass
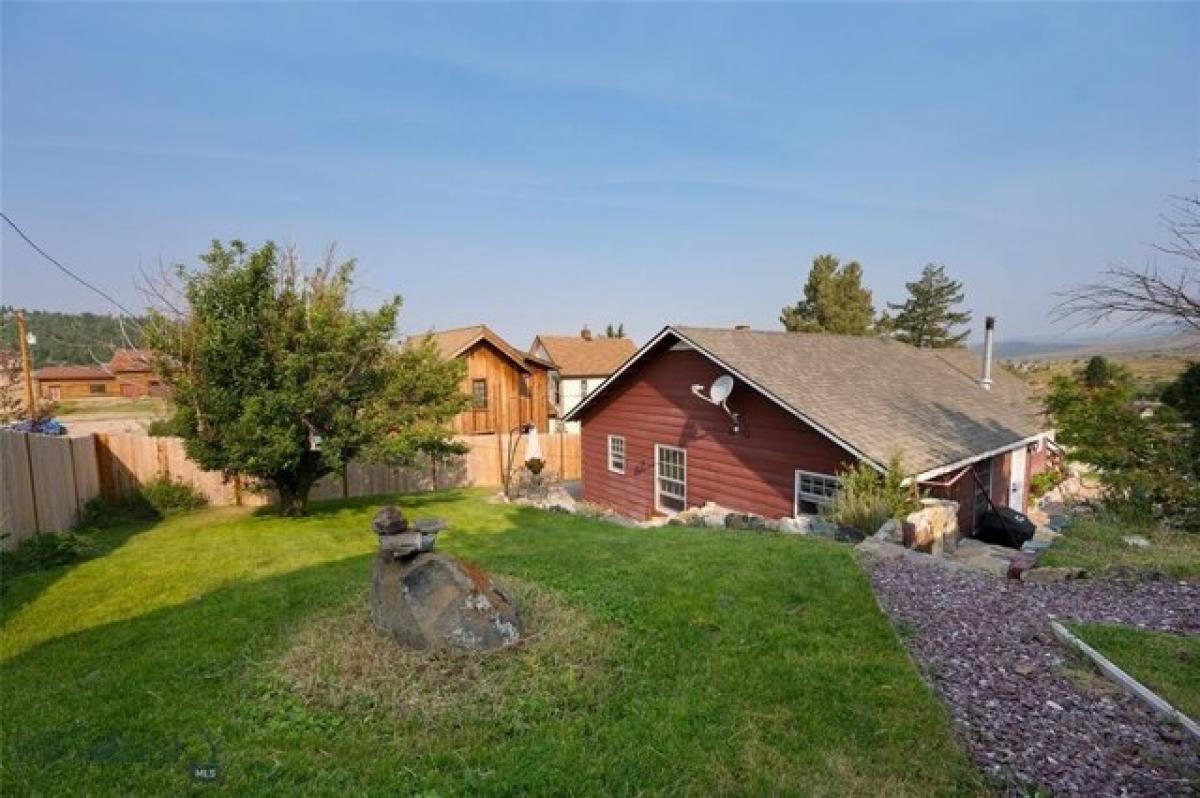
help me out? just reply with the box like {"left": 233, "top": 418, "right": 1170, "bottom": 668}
{"left": 249, "top": 488, "right": 474, "bottom": 520}
{"left": 0, "top": 552, "right": 379, "bottom": 795}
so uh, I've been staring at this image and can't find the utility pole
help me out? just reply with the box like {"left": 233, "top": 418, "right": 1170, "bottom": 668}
{"left": 16, "top": 311, "right": 36, "bottom": 420}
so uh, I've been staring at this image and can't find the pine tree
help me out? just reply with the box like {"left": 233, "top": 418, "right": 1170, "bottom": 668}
{"left": 604, "top": 323, "right": 626, "bottom": 339}
{"left": 779, "top": 254, "right": 876, "bottom": 335}
{"left": 886, "top": 264, "right": 972, "bottom": 348}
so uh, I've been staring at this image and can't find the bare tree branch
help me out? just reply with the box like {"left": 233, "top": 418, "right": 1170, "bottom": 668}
{"left": 1053, "top": 191, "right": 1200, "bottom": 333}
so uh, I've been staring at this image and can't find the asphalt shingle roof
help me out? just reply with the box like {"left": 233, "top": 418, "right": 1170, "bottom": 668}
{"left": 532, "top": 334, "right": 636, "bottom": 377}
{"left": 669, "top": 326, "right": 1046, "bottom": 475}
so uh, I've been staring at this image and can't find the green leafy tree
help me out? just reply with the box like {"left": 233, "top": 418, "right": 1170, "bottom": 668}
{"left": 146, "top": 240, "right": 468, "bottom": 516}
{"left": 886, "top": 264, "right": 972, "bottom": 348}
{"left": 780, "top": 254, "right": 876, "bottom": 335}
{"left": 1082, "top": 355, "right": 1122, "bottom": 388}
{"left": 1045, "top": 360, "right": 1197, "bottom": 528}
{"left": 1161, "top": 361, "right": 1200, "bottom": 465}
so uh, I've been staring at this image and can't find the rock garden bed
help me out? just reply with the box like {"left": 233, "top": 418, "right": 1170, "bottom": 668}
{"left": 867, "top": 554, "right": 1200, "bottom": 796}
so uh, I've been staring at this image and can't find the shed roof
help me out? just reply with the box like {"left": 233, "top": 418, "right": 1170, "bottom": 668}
{"left": 531, "top": 334, "right": 636, "bottom": 377}
{"left": 407, "top": 325, "right": 552, "bottom": 371}
{"left": 566, "top": 325, "right": 1048, "bottom": 478}
{"left": 33, "top": 365, "right": 111, "bottom": 381}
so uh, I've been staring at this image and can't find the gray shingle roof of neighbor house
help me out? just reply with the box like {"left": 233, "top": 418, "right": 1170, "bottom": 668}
{"left": 565, "top": 325, "right": 1049, "bottom": 478}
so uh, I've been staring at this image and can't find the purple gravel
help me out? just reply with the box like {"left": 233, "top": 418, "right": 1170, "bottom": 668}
{"left": 867, "top": 557, "right": 1200, "bottom": 796}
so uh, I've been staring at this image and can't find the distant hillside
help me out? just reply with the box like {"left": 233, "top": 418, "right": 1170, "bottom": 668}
{"left": 1, "top": 307, "right": 145, "bottom": 367}
{"left": 979, "top": 331, "right": 1200, "bottom": 361}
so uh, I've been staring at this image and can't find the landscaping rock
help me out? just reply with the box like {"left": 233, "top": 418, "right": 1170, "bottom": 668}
{"left": 810, "top": 516, "right": 840, "bottom": 539}
{"left": 778, "top": 516, "right": 811, "bottom": 536}
{"left": 372, "top": 553, "right": 522, "bottom": 651}
{"left": 1020, "top": 565, "right": 1087, "bottom": 583}
{"left": 834, "top": 525, "right": 865, "bottom": 543}
{"left": 902, "top": 499, "right": 959, "bottom": 556}
{"left": 724, "top": 513, "right": 747, "bottom": 530}
{"left": 873, "top": 518, "right": 902, "bottom": 542}
{"left": 1123, "top": 535, "right": 1151, "bottom": 549}
{"left": 372, "top": 505, "right": 409, "bottom": 535}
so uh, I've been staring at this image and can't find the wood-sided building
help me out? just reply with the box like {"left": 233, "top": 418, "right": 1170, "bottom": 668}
{"left": 33, "top": 349, "right": 165, "bottom": 400}
{"left": 411, "top": 325, "right": 554, "bottom": 434}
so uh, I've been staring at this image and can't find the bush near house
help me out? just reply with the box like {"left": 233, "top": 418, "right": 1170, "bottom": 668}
{"left": 826, "top": 453, "right": 920, "bottom": 534}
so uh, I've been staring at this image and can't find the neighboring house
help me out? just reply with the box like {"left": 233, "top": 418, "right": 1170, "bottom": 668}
{"left": 529, "top": 326, "right": 636, "bottom": 433}
{"left": 34, "top": 349, "right": 165, "bottom": 400}
{"left": 563, "top": 325, "right": 1053, "bottom": 534}
{"left": 411, "top": 325, "right": 554, "bottom": 434}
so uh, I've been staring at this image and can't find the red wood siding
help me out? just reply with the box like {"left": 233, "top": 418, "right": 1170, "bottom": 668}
{"left": 579, "top": 346, "right": 856, "bottom": 520}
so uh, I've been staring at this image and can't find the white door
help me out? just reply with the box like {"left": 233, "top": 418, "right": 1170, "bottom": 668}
{"left": 1009, "top": 447, "right": 1027, "bottom": 511}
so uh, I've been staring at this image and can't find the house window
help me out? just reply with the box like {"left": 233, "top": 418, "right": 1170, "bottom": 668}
{"left": 471, "top": 379, "right": 488, "bottom": 409}
{"left": 655, "top": 444, "right": 686, "bottom": 513}
{"left": 550, "top": 374, "right": 561, "bottom": 406}
{"left": 580, "top": 379, "right": 589, "bottom": 397}
{"left": 89, "top": 383, "right": 107, "bottom": 395}
{"left": 608, "top": 435, "right": 626, "bottom": 474}
{"left": 794, "top": 470, "right": 841, "bottom": 515}
{"left": 519, "top": 373, "right": 531, "bottom": 398}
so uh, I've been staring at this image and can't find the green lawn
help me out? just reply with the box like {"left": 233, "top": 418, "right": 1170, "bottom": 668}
{"left": 1, "top": 491, "right": 980, "bottom": 796}
{"left": 1070, "top": 623, "right": 1200, "bottom": 722}
{"left": 1040, "top": 515, "right": 1200, "bottom": 580}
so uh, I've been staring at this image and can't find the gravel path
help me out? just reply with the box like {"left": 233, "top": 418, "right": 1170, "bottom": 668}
{"left": 867, "top": 557, "right": 1200, "bottom": 796}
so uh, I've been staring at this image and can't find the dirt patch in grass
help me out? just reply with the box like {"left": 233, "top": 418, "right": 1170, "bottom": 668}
{"left": 279, "top": 577, "right": 612, "bottom": 725}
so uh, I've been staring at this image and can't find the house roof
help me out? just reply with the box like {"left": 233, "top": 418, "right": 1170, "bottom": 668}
{"left": 407, "top": 325, "right": 552, "bottom": 371}
{"left": 109, "top": 348, "right": 154, "bottom": 372}
{"left": 565, "top": 325, "right": 1048, "bottom": 479}
{"left": 531, "top": 334, "right": 637, "bottom": 377}
{"left": 33, "top": 365, "right": 111, "bottom": 381}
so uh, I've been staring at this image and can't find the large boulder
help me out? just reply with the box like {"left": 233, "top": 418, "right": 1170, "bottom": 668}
{"left": 372, "top": 553, "right": 523, "bottom": 651}
{"left": 902, "top": 499, "right": 959, "bottom": 556}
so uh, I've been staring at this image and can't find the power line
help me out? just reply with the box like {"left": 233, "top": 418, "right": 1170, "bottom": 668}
{"left": 1, "top": 211, "right": 143, "bottom": 321}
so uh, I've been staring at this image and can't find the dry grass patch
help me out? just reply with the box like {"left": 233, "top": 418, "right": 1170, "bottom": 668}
{"left": 279, "top": 576, "right": 612, "bottom": 724}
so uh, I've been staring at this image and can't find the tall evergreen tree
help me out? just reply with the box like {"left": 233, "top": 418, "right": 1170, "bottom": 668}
{"left": 779, "top": 254, "right": 876, "bottom": 335}
{"left": 886, "top": 264, "right": 972, "bottom": 348}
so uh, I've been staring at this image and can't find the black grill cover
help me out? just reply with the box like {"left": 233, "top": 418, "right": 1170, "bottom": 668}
{"left": 976, "top": 507, "right": 1037, "bottom": 549}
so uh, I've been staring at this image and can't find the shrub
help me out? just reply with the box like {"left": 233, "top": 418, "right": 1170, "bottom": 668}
{"left": 146, "top": 417, "right": 182, "bottom": 437}
{"left": 0, "top": 531, "right": 93, "bottom": 578}
{"left": 1028, "top": 464, "right": 1067, "bottom": 502}
{"left": 140, "top": 478, "right": 208, "bottom": 514}
{"left": 77, "top": 479, "right": 207, "bottom": 529}
{"left": 826, "top": 453, "right": 920, "bottom": 534}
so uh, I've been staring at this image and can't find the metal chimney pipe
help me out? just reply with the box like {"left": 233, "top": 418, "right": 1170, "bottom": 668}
{"left": 980, "top": 316, "right": 995, "bottom": 390}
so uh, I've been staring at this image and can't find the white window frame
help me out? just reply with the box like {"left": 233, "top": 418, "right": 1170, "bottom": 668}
{"left": 654, "top": 444, "right": 687, "bottom": 514}
{"left": 607, "top": 435, "right": 626, "bottom": 474}
{"left": 793, "top": 470, "right": 841, "bottom": 515}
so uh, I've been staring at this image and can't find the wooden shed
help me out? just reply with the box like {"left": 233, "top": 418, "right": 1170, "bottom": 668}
{"left": 411, "top": 325, "right": 553, "bottom": 434}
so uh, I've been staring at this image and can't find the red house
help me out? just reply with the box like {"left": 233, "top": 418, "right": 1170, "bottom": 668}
{"left": 563, "top": 325, "right": 1053, "bottom": 534}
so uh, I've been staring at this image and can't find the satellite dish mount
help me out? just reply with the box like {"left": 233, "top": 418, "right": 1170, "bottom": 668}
{"left": 691, "top": 374, "right": 742, "bottom": 433}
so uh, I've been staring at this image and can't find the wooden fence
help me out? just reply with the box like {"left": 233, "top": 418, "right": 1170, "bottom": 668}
{"left": 0, "top": 429, "right": 581, "bottom": 548}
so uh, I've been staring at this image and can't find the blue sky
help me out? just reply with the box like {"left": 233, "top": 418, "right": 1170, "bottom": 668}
{"left": 2, "top": 3, "right": 1196, "bottom": 348}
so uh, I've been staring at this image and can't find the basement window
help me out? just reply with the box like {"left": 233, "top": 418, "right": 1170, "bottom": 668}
{"left": 655, "top": 444, "right": 686, "bottom": 513}
{"left": 794, "top": 470, "right": 841, "bottom": 515}
{"left": 607, "top": 435, "right": 626, "bottom": 474}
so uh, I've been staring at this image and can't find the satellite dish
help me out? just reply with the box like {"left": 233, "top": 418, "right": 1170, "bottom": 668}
{"left": 710, "top": 375, "right": 734, "bottom": 404}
